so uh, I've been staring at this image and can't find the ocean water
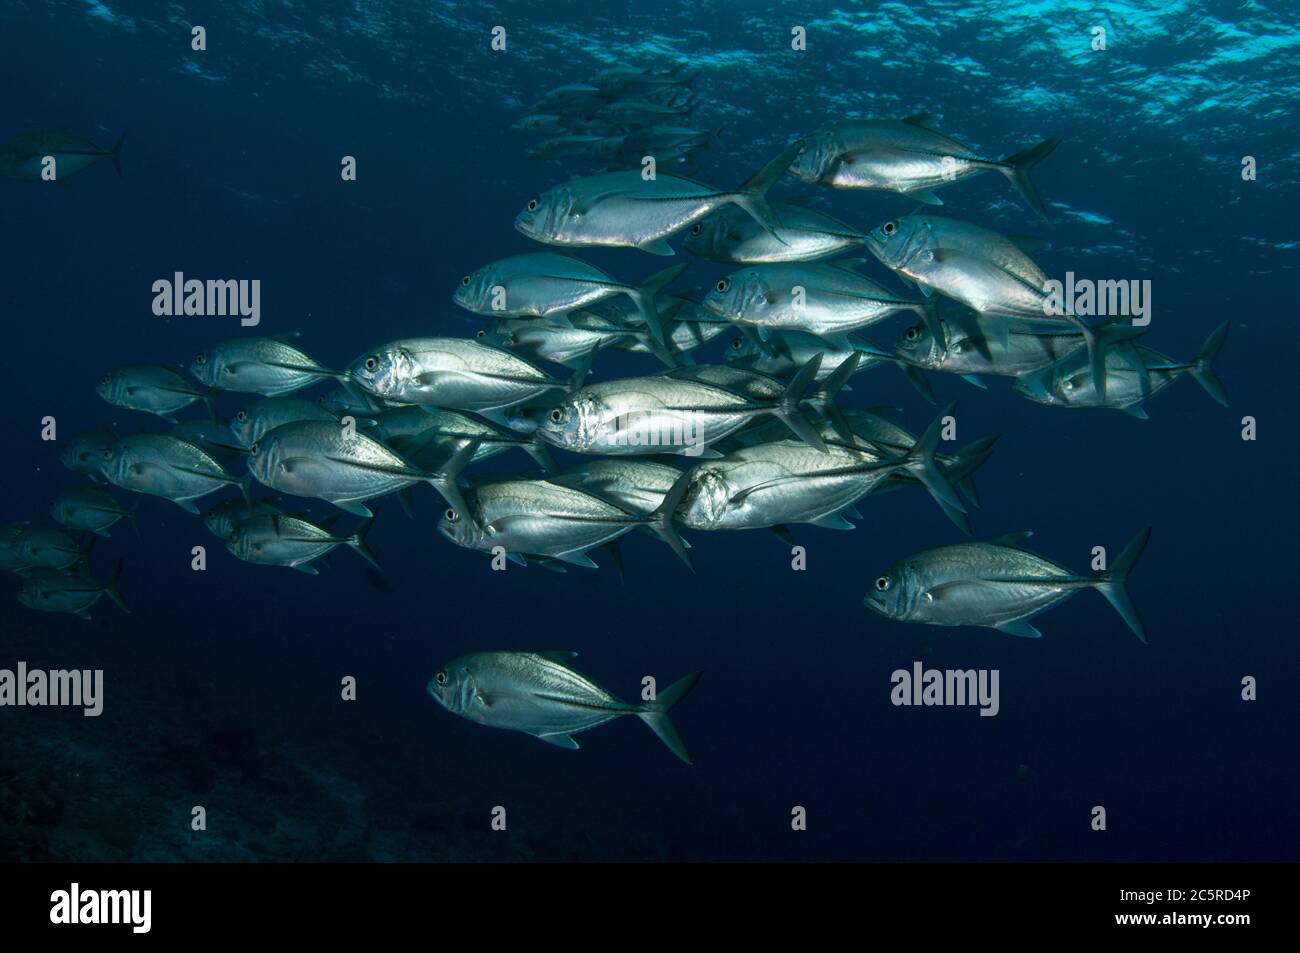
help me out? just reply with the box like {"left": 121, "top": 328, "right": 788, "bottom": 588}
{"left": 0, "top": 0, "right": 1296, "bottom": 864}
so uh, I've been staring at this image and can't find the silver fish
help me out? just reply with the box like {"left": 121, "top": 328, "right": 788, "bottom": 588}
{"left": 454, "top": 253, "right": 685, "bottom": 343}
{"left": 13, "top": 526, "right": 85, "bottom": 571}
{"left": 226, "top": 514, "right": 378, "bottom": 574}
{"left": 247, "top": 419, "right": 475, "bottom": 517}
{"left": 203, "top": 496, "right": 284, "bottom": 539}
{"left": 1014, "top": 323, "right": 1228, "bottom": 418}
{"left": 678, "top": 411, "right": 963, "bottom": 532}
{"left": 514, "top": 141, "right": 804, "bottom": 256}
{"left": 60, "top": 430, "right": 117, "bottom": 477}
{"left": 536, "top": 358, "right": 828, "bottom": 456}
{"left": 703, "top": 260, "right": 929, "bottom": 344}
{"left": 98, "top": 434, "right": 247, "bottom": 513}
{"left": 438, "top": 471, "right": 691, "bottom": 568}
{"left": 230, "top": 396, "right": 341, "bottom": 448}
{"left": 546, "top": 459, "right": 687, "bottom": 515}
{"left": 684, "top": 201, "right": 867, "bottom": 263}
{"left": 375, "top": 406, "right": 553, "bottom": 473}
{"left": 0, "top": 130, "right": 125, "bottom": 181}
{"left": 864, "top": 528, "right": 1151, "bottom": 640}
{"left": 50, "top": 486, "right": 134, "bottom": 537}
{"left": 427, "top": 651, "right": 701, "bottom": 762}
{"left": 0, "top": 522, "right": 31, "bottom": 573}
{"left": 347, "top": 337, "right": 575, "bottom": 412}
{"left": 789, "top": 115, "right": 1058, "bottom": 218}
{"left": 18, "top": 561, "right": 128, "bottom": 620}
{"left": 96, "top": 365, "right": 212, "bottom": 421}
{"left": 190, "top": 335, "right": 340, "bottom": 396}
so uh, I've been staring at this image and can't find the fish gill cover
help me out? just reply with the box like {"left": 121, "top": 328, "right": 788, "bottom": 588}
{"left": 0, "top": 0, "right": 1295, "bottom": 864}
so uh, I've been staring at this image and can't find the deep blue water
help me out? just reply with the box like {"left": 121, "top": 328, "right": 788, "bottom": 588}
{"left": 0, "top": 0, "right": 1296, "bottom": 862}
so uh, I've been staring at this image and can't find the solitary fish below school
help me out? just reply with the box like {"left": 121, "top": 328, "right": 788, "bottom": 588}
{"left": 426, "top": 651, "right": 702, "bottom": 763}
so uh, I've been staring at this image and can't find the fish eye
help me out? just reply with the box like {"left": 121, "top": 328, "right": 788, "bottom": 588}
{"left": 527, "top": 199, "right": 539, "bottom": 212}
{"left": 875, "top": 575, "right": 890, "bottom": 591}
{"left": 1063, "top": 379, "right": 1075, "bottom": 391}
{"left": 690, "top": 223, "right": 702, "bottom": 235}
{"left": 461, "top": 275, "right": 470, "bottom": 286}
{"left": 249, "top": 443, "right": 259, "bottom": 455}
{"left": 235, "top": 410, "right": 248, "bottom": 421}
{"left": 882, "top": 221, "right": 898, "bottom": 236}
{"left": 904, "top": 326, "right": 920, "bottom": 342}
{"left": 98, "top": 374, "right": 111, "bottom": 386}
{"left": 195, "top": 352, "right": 207, "bottom": 365}
{"left": 435, "top": 671, "right": 448, "bottom": 685}
{"left": 364, "top": 357, "right": 378, "bottom": 371}
{"left": 444, "top": 509, "right": 459, "bottom": 523}
{"left": 101, "top": 448, "right": 113, "bottom": 460}
{"left": 716, "top": 279, "right": 730, "bottom": 293}
{"left": 730, "top": 338, "right": 742, "bottom": 350}
{"left": 475, "top": 329, "right": 486, "bottom": 338}
{"left": 549, "top": 407, "right": 565, "bottom": 423}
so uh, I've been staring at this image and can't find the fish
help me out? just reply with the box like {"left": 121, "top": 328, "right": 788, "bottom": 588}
{"left": 788, "top": 115, "right": 1059, "bottom": 219}
{"left": 703, "top": 260, "right": 931, "bottom": 346}
{"left": 246, "top": 419, "right": 477, "bottom": 517}
{"left": 189, "top": 334, "right": 341, "bottom": 396}
{"left": 536, "top": 356, "right": 829, "bottom": 456}
{"left": 12, "top": 526, "right": 86, "bottom": 572}
{"left": 864, "top": 528, "right": 1151, "bottom": 641}
{"left": 95, "top": 365, "right": 213, "bottom": 422}
{"left": 441, "top": 465, "right": 696, "bottom": 564}
{"left": 677, "top": 410, "right": 965, "bottom": 532}
{"left": 546, "top": 458, "right": 688, "bottom": 515}
{"left": 725, "top": 330, "right": 888, "bottom": 382}
{"left": 454, "top": 253, "right": 686, "bottom": 344}
{"left": 1013, "top": 322, "right": 1229, "bottom": 418}
{"left": 426, "top": 651, "right": 701, "bottom": 763}
{"left": 170, "top": 418, "right": 247, "bottom": 460}
{"left": 60, "top": 430, "right": 118, "bottom": 477}
{"left": 225, "top": 514, "right": 379, "bottom": 574}
{"left": 97, "top": 434, "right": 248, "bottom": 513}
{"left": 50, "top": 486, "right": 135, "bottom": 537}
{"left": 512, "top": 114, "right": 567, "bottom": 135}
{"left": 203, "top": 496, "right": 284, "bottom": 539}
{"left": 480, "top": 313, "right": 642, "bottom": 368}
{"left": 0, "top": 129, "right": 126, "bottom": 181}
{"left": 864, "top": 213, "right": 1107, "bottom": 396}
{"left": 318, "top": 385, "right": 388, "bottom": 417}
{"left": 377, "top": 406, "right": 555, "bottom": 473}
{"left": 229, "top": 396, "right": 342, "bottom": 447}
{"left": 514, "top": 140, "right": 805, "bottom": 256}
{"left": 683, "top": 201, "right": 868, "bottom": 263}
{"left": 0, "top": 523, "right": 32, "bottom": 573}
{"left": 346, "top": 337, "right": 581, "bottom": 412}
{"left": 17, "top": 561, "right": 128, "bottom": 620}
{"left": 438, "top": 470, "right": 692, "bottom": 569}
{"left": 536, "top": 84, "right": 606, "bottom": 112}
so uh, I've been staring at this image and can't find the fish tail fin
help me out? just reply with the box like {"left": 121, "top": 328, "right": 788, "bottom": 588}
{"left": 427, "top": 437, "right": 481, "bottom": 519}
{"left": 946, "top": 434, "right": 999, "bottom": 509}
{"left": 627, "top": 262, "right": 688, "bottom": 345}
{"left": 900, "top": 403, "right": 967, "bottom": 524}
{"left": 730, "top": 139, "right": 804, "bottom": 241}
{"left": 347, "top": 518, "right": 382, "bottom": 571}
{"left": 996, "top": 137, "right": 1059, "bottom": 220}
{"left": 815, "top": 352, "right": 861, "bottom": 443}
{"left": 567, "top": 349, "right": 596, "bottom": 393}
{"left": 637, "top": 670, "right": 702, "bottom": 764}
{"left": 235, "top": 472, "right": 252, "bottom": 505}
{"left": 1188, "top": 321, "right": 1229, "bottom": 407}
{"left": 1061, "top": 312, "right": 1108, "bottom": 401}
{"left": 775, "top": 353, "right": 827, "bottom": 451}
{"left": 110, "top": 130, "right": 127, "bottom": 177}
{"left": 646, "top": 470, "right": 693, "bottom": 570}
{"left": 1096, "top": 527, "right": 1151, "bottom": 643}
{"left": 105, "top": 558, "right": 130, "bottom": 613}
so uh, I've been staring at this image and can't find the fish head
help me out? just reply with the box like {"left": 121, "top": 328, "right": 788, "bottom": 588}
{"left": 438, "top": 502, "right": 485, "bottom": 552}
{"left": 348, "top": 346, "right": 414, "bottom": 401}
{"left": 703, "top": 271, "right": 770, "bottom": 322}
{"left": 863, "top": 560, "right": 925, "bottom": 621}
{"left": 16, "top": 581, "right": 39, "bottom": 610}
{"left": 224, "top": 524, "right": 254, "bottom": 561}
{"left": 502, "top": 399, "right": 548, "bottom": 436}
{"left": 94, "top": 370, "right": 123, "bottom": 404}
{"left": 682, "top": 215, "right": 741, "bottom": 260}
{"left": 473, "top": 319, "right": 515, "bottom": 349}
{"left": 723, "top": 333, "right": 761, "bottom": 366}
{"left": 453, "top": 264, "right": 501, "bottom": 314}
{"left": 678, "top": 466, "right": 731, "bottom": 530}
{"left": 62, "top": 431, "right": 115, "bottom": 474}
{"left": 514, "top": 185, "right": 575, "bottom": 244}
{"left": 537, "top": 393, "right": 602, "bottom": 451}
{"left": 244, "top": 434, "right": 282, "bottom": 483}
{"left": 229, "top": 406, "right": 256, "bottom": 447}
{"left": 426, "top": 656, "right": 481, "bottom": 716}
{"left": 188, "top": 347, "right": 220, "bottom": 387}
{"left": 865, "top": 215, "right": 931, "bottom": 274}
{"left": 787, "top": 132, "right": 838, "bottom": 183}
{"left": 203, "top": 505, "right": 234, "bottom": 539}
{"left": 894, "top": 320, "right": 944, "bottom": 370}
